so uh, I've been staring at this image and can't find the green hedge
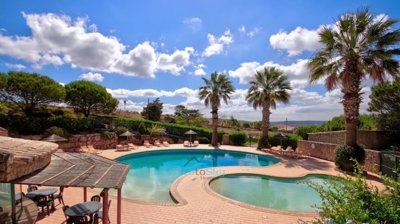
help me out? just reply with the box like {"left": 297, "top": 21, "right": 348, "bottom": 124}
{"left": 230, "top": 131, "right": 247, "bottom": 146}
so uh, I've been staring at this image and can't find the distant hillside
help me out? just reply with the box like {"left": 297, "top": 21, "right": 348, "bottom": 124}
{"left": 270, "top": 120, "right": 326, "bottom": 127}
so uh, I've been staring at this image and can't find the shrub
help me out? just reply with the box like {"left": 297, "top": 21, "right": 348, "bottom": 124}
{"left": 101, "top": 131, "right": 114, "bottom": 140}
{"left": 268, "top": 132, "right": 301, "bottom": 148}
{"left": 309, "top": 163, "right": 400, "bottom": 224}
{"left": 198, "top": 137, "right": 210, "bottom": 144}
{"left": 137, "top": 122, "right": 149, "bottom": 135}
{"left": 230, "top": 131, "right": 247, "bottom": 146}
{"left": 257, "top": 136, "right": 271, "bottom": 149}
{"left": 334, "top": 144, "right": 365, "bottom": 171}
{"left": 295, "top": 125, "right": 322, "bottom": 140}
{"left": 149, "top": 125, "right": 166, "bottom": 137}
{"left": 45, "top": 126, "right": 69, "bottom": 137}
{"left": 115, "top": 126, "right": 128, "bottom": 135}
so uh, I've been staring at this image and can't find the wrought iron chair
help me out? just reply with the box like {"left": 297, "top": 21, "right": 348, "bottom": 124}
{"left": 90, "top": 195, "right": 101, "bottom": 202}
{"left": 93, "top": 200, "right": 111, "bottom": 224}
{"left": 53, "top": 186, "right": 65, "bottom": 206}
{"left": 36, "top": 195, "right": 53, "bottom": 216}
{"left": 27, "top": 185, "right": 38, "bottom": 192}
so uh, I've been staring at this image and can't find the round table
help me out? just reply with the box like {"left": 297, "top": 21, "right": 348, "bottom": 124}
{"left": 26, "top": 188, "right": 57, "bottom": 198}
{"left": 64, "top": 201, "right": 102, "bottom": 217}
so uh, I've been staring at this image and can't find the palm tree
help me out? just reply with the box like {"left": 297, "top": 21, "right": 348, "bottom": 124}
{"left": 308, "top": 8, "right": 400, "bottom": 147}
{"left": 246, "top": 67, "right": 291, "bottom": 149}
{"left": 199, "top": 72, "right": 235, "bottom": 147}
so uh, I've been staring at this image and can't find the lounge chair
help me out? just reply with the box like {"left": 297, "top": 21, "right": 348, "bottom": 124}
{"left": 87, "top": 145, "right": 101, "bottom": 154}
{"left": 162, "top": 141, "right": 169, "bottom": 147}
{"left": 80, "top": 146, "right": 90, "bottom": 153}
{"left": 116, "top": 144, "right": 128, "bottom": 151}
{"left": 127, "top": 143, "right": 137, "bottom": 150}
{"left": 193, "top": 140, "right": 199, "bottom": 147}
{"left": 154, "top": 140, "right": 161, "bottom": 147}
{"left": 183, "top": 141, "right": 191, "bottom": 147}
{"left": 144, "top": 140, "right": 152, "bottom": 148}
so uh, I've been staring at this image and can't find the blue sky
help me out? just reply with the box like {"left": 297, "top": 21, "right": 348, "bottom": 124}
{"left": 0, "top": 0, "right": 399, "bottom": 121}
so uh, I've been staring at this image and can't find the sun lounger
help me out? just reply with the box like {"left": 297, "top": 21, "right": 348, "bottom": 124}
{"left": 80, "top": 146, "right": 90, "bottom": 153}
{"left": 162, "top": 141, "right": 169, "bottom": 147}
{"left": 87, "top": 145, "right": 101, "bottom": 154}
{"left": 183, "top": 141, "right": 191, "bottom": 147}
{"left": 144, "top": 140, "right": 152, "bottom": 148}
{"left": 116, "top": 144, "right": 129, "bottom": 151}
{"left": 127, "top": 143, "right": 137, "bottom": 150}
{"left": 193, "top": 140, "right": 199, "bottom": 147}
{"left": 154, "top": 140, "right": 161, "bottom": 147}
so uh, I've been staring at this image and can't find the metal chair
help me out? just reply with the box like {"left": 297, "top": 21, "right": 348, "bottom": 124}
{"left": 27, "top": 185, "right": 38, "bottom": 192}
{"left": 36, "top": 195, "right": 53, "bottom": 216}
{"left": 90, "top": 195, "right": 101, "bottom": 202}
{"left": 53, "top": 187, "right": 65, "bottom": 206}
{"left": 94, "top": 200, "right": 111, "bottom": 224}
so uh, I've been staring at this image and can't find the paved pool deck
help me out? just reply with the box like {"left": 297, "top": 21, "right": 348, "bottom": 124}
{"left": 34, "top": 144, "right": 384, "bottom": 224}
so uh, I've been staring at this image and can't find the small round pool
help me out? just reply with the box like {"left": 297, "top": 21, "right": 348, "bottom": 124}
{"left": 115, "top": 149, "right": 279, "bottom": 203}
{"left": 210, "top": 174, "right": 339, "bottom": 212}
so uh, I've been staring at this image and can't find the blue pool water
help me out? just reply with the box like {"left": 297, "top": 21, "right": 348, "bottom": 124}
{"left": 210, "top": 174, "right": 338, "bottom": 212}
{"left": 116, "top": 149, "right": 279, "bottom": 203}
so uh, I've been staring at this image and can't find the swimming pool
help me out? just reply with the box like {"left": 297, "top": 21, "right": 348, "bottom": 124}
{"left": 210, "top": 174, "right": 338, "bottom": 212}
{"left": 116, "top": 149, "right": 279, "bottom": 203}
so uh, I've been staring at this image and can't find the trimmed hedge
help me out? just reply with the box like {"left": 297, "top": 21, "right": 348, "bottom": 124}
{"left": 230, "top": 131, "right": 247, "bottom": 146}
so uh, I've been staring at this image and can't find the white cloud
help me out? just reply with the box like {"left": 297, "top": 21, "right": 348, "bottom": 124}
{"left": 156, "top": 47, "right": 194, "bottom": 75}
{"left": 0, "top": 13, "right": 194, "bottom": 78}
{"left": 228, "top": 59, "right": 310, "bottom": 84}
{"left": 269, "top": 26, "right": 323, "bottom": 56}
{"left": 79, "top": 72, "right": 104, "bottom": 82}
{"left": 202, "top": 29, "right": 233, "bottom": 57}
{"left": 238, "top": 26, "right": 246, "bottom": 33}
{"left": 107, "top": 87, "right": 198, "bottom": 99}
{"left": 183, "top": 17, "right": 202, "bottom": 31}
{"left": 193, "top": 64, "right": 206, "bottom": 76}
{"left": 4, "top": 63, "right": 26, "bottom": 70}
{"left": 247, "top": 27, "right": 261, "bottom": 38}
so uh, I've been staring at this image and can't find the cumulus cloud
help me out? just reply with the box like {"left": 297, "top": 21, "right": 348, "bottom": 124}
{"left": 269, "top": 26, "right": 324, "bottom": 56}
{"left": 228, "top": 59, "right": 310, "bottom": 84}
{"left": 193, "top": 64, "right": 206, "bottom": 76}
{"left": 4, "top": 63, "right": 26, "bottom": 70}
{"left": 107, "top": 87, "right": 198, "bottom": 99}
{"left": 0, "top": 13, "right": 194, "bottom": 77}
{"left": 202, "top": 29, "right": 233, "bottom": 57}
{"left": 79, "top": 72, "right": 104, "bottom": 82}
{"left": 183, "top": 17, "right": 202, "bottom": 31}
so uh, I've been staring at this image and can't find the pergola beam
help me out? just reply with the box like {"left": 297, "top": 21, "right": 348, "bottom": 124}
{"left": 117, "top": 188, "right": 122, "bottom": 224}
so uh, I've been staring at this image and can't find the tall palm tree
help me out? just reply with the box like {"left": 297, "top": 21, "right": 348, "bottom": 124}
{"left": 309, "top": 8, "right": 400, "bottom": 147}
{"left": 246, "top": 67, "right": 291, "bottom": 149}
{"left": 199, "top": 72, "right": 235, "bottom": 147}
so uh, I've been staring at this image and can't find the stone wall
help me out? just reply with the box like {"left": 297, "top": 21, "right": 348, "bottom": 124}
{"left": 308, "top": 130, "right": 393, "bottom": 150}
{"left": 55, "top": 134, "right": 174, "bottom": 152}
{"left": 297, "top": 140, "right": 381, "bottom": 173}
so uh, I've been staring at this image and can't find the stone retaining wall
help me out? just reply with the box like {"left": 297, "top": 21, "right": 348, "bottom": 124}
{"left": 297, "top": 140, "right": 381, "bottom": 173}
{"left": 308, "top": 130, "right": 393, "bottom": 150}
{"left": 18, "top": 133, "right": 174, "bottom": 152}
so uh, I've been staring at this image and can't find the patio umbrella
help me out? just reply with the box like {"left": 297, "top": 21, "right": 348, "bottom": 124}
{"left": 184, "top": 130, "right": 197, "bottom": 142}
{"left": 119, "top": 131, "right": 135, "bottom": 137}
{"left": 42, "top": 134, "right": 68, "bottom": 142}
{"left": 275, "top": 132, "right": 286, "bottom": 146}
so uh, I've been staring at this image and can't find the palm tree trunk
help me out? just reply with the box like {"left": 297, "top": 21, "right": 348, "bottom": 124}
{"left": 259, "top": 101, "right": 270, "bottom": 148}
{"left": 211, "top": 105, "right": 219, "bottom": 147}
{"left": 342, "top": 59, "right": 362, "bottom": 147}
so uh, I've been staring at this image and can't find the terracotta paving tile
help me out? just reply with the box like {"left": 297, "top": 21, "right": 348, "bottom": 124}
{"left": 32, "top": 144, "right": 384, "bottom": 224}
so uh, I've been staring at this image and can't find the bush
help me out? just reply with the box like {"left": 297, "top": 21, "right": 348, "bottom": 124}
{"left": 230, "top": 131, "right": 247, "bottom": 146}
{"left": 115, "top": 126, "right": 128, "bottom": 135}
{"left": 198, "top": 136, "right": 210, "bottom": 144}
{"left": 310, "top": 164, "right": 400, "bottom": 224}
{"left": 295, "top": 125, "right": 322, "bottom": 140}
{"left": 268, "top": 132, "right": 301, "bottom": 148}
{"left": 334, "top": 144, "right": 365, "bottom": 171}
{"left": 45, "top": 126, "right": 69, "bottom": 137}
{"left": 137, "top": 122, "right": 149, "bottom": 135}
{"left": 101, "top": 131, "right": 114, "bottom": 140}
{"left": 257, "top": 136, "right": 271, "bottom": 149}
{"left": 149, "top": 125, "right": 166, "bottom": 137}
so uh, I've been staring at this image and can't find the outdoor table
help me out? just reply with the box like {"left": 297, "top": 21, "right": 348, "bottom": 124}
{"left": 64, "top": 201, "right": 102, "bottom": 221}
{"left": 26, "top": 188, "right": 57, "bottom": 210}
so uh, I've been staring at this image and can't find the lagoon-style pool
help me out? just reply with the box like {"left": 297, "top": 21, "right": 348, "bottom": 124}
{"left": 116, "top": 149, "right": 279, "bottom": 203}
